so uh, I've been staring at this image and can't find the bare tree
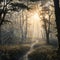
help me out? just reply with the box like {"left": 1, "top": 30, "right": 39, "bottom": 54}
{"left": 40, "top": 6, "right": 52, "bottom": 44}
{"left": 0, "top": 0, "right": 30, "bottom": 44}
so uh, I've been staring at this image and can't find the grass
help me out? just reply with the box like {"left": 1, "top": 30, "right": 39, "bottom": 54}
{"left": 28, "top": 46, "right": 59, "bottom": 60}
{"left": 0, "top": 44, "right": 30, "bottom": 60}
{"left": 0, "top": 44, "right": 30, "bottom": 51}
{"left": 0, "top": 41, "right": 59, "bottom": 60}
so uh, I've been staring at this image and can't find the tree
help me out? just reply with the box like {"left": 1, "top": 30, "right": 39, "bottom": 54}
{"left": 0, "top": 0, "right": 30, "bottom": 44}
{"left": 53, "top": 0, "right": 60, "bottom": 53}
{"left": 40, "top": 1, "right": 53, "bottom": 44}
{"left": 0, "top": 0, "right": 12, "bottom": 44}
{"left": 0, "top": 0, "right": 12, "bottom": 26}
{"left": 41, "top": 12, "right": 51, "bottom": 43}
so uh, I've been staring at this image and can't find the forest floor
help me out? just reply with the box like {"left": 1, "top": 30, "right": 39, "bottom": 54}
{"left": 0, "top": 40, "right": 59, "bottom": 60}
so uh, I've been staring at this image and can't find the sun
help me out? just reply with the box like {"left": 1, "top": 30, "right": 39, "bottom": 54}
{"left": 32, "top": 12, "right": 40, "bottom": 21}
{"left": 27, "top": 9, "right": 40, "bottom": 21}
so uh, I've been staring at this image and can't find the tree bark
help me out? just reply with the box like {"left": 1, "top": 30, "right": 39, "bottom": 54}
{"left": 53, "top": 0, "right": 60, "bottom": 52}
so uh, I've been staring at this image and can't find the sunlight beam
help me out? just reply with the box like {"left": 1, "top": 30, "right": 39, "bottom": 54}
{"left": 32, "top": 12, "right": 40, "bottom": 21}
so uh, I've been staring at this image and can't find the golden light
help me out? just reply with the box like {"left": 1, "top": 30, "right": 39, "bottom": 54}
{"left": 31, "top": 12, "right": 40, "bottom": 21}
{"left": 45, "top": 14, "right": 49, "bottom": 19}
{"left": 27, "top": 10, "right": 43, "bottom": 39}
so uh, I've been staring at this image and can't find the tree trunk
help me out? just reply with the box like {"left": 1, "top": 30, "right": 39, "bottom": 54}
{"left": 43, "top": 18, "right": 49, "bottom": 44}
{"left": 53, "top": 0, "right": 60, "bottom": 52}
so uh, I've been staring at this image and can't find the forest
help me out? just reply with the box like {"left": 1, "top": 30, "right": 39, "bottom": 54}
{"left": 0, "top": 0, "right": 60, "bottom": 60}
